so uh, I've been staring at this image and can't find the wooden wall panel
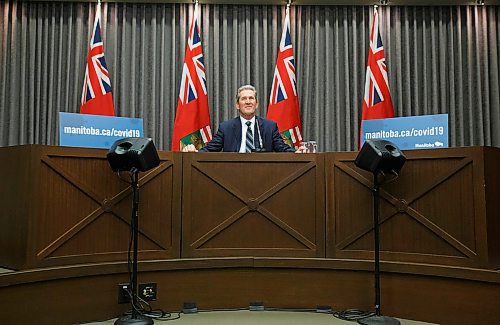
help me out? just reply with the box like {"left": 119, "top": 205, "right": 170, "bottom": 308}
{"left": 483, "top": 147, "right": 500, "bottom": 268}
{"left": 0, "top": 145, "right": 182, "bottom": 270}
{"left": 1, "top": 145, "right": 500, "bottom": 324}
{"left": 181, "top": 153, "right": 325, "bottom": 258}
{"left": 1, "top": 259, "right": 499, "bottom": 325}
{"left": 326, "top": 147, "right": 499, "bottom": 269}
{"left": 2, "top": 145, "right": 499, "bottom": 272}
{"left": 0, "top": 145, "right": 38, "bottom": 269}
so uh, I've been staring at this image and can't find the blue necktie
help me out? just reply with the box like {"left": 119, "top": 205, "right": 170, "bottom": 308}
{"left": 245, "top": 121, "right": 255, "bottom": 153}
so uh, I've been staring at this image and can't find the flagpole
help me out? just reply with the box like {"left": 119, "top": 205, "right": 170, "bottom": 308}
{"left": 172, "top": 0, "right": 212, "bottom": 151}
{"left": 286, "top": 0, "right": 293, "bottom": 21}
{"left": 267, "top": 0, "right": 303, "bottom": 149}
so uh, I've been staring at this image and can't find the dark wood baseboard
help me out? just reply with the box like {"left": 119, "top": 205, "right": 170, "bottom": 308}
{"left": 1, "top": 258, "right": 499, "bottom": 325}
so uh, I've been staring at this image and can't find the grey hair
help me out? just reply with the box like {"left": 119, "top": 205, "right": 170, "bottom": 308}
{"left": 236, "top": 84, "right": 258, "bottom": 102}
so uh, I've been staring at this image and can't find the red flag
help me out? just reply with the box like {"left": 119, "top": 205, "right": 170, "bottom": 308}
{"left": 171, "top": 3, "right": 212, "bottom": 151}
{"left": 360, "top": 8, "right": 394, "bottom": 147}
{"left": 80, "top": 3, "right": 115, "bottom": 116}
{"left": 267, "top": 7, "right": 302, "bottom": 149}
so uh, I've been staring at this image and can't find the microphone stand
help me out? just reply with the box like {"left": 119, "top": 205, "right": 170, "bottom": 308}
{"left": 115, "top": 168, "right": 153, "bottom": 325}
{"left": 358, "top": 171, "right": 400, "bottom": 325}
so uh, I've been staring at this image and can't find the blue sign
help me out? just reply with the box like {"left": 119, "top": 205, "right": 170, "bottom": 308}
{"left": 361, "top": 114, "right": 449, "bottom": 150}
{"left": 59, "top": 112, "right": 144, "bottom": 149}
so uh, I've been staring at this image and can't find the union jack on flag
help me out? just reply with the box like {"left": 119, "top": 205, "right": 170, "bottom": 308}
{"left": 360, "top": 8, "right": 394, "bottom": 147}
{"left": 172, "top": 3, "right": 212, "bottom": 151}
{"left": 267, "top": 6, "right": 302, "bottom": 149}
{"left": 80, "top": 3, "right": 115, "bottom": 116}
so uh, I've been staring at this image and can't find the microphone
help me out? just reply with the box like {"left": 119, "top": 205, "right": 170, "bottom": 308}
{"left": 254, "top": 118, "right": 265, "bottom": 152}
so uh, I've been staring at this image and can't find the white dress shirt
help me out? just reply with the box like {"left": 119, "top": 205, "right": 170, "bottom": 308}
{"left": 239, "top": 116, "right": 256, "bottom": 153}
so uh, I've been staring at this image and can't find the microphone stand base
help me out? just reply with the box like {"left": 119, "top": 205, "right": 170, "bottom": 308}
{"left": 114, "top": 314, "right": 154, "bottom": 325}
{"left": 358, "top": 315, "right": 401, "bottom": 325}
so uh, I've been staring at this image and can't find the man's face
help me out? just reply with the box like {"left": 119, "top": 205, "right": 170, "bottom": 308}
{"left": 236, "top": 89, "right": 258, "bottom": 119}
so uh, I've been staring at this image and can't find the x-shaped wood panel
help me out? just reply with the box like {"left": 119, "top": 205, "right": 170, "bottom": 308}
{"left": 333, "top": 157, "right": 477, "bottom": 259}
{"left": 36, "top": 154, "right": 172, "bottom": 259}
{"left": 189, "top": 160, "right": 317, "bottom": 250}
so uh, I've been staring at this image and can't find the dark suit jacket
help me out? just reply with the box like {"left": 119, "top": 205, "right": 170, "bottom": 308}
{"left": 199, "top": 116, "right": 295, "bottom": 152}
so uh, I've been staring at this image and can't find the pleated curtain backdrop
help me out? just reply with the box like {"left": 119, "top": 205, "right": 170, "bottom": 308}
{"left": 0, "top": 2, "right": 498, "bottom": 151}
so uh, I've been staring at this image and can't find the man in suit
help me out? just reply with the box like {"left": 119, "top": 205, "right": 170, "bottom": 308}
{"left": 183, "top": 84, "right": 296, "bottom": 153}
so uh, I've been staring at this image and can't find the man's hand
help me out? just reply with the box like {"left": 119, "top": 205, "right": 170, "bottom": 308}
{"left": 182, "top": 144, "right": 198, "bottom": 152}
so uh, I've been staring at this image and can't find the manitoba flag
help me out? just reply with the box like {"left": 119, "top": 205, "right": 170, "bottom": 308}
{"left": 171, "top": 3, "right": 212, "bottom": 151}
{"left": 267, "top": 6, "right": 302, "bottom": 148}
{"left": 80, "top": 2, "right": 115, "bottom": 116}
{"left": 360, "top": 8, "right": 394, "bottom": 147}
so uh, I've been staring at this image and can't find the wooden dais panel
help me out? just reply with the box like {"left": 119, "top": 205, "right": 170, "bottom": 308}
{"left": 181, "top": 153, "right": 325, "bottom": 258}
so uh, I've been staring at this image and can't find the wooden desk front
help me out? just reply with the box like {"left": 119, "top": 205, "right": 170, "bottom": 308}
{"left": 1, "top": 145, "right": 498, "bottom": 271}
{"left": 0, "top": 145, "right": 181, "bottom": 269}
